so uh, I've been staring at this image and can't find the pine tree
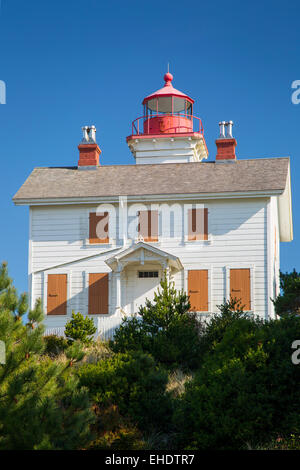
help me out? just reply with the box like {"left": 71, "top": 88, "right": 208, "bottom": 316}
{"left": 112, "top": 273, "right": 203, "bottom": 369}
{"left": 0, "top": 262, "right": 94, "bottom": 450}
{"left": 65, "top": 311, "right": 97, "bottom": 345}
{"left": 272, "top": 269, "right": 300, "bottom": 317}
{"left": 138, "top": 272, "right": 191, "bottom": 332}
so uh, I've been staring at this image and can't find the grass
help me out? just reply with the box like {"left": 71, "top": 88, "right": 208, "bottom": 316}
{"left": 166, "top": 369, "right": 193, "bottom": 397}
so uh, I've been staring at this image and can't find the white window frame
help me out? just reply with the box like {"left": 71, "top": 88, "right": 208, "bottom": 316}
{"left": 134, "top": 205, "right": 160, "bottom": 245}
{"left": 184, "top": 204, "right": 212, "bottom": 245}
{"left": 84, "top": 208, "right": 116, "bottom": 247}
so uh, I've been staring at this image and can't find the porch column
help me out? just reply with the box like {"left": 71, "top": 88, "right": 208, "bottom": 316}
{"left": 116, "top": 263, "right": 122, "bottom": 311}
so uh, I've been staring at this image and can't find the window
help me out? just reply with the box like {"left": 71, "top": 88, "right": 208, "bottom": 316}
{"left": 188, "top": 208, "right": 208, "bottom": 241}
{"left": 138, "top": 210, "right": 158, "bottom": 242}
{"left": 88, "top": 273, "right": 109, "bottom": 314}
{"left": 230, "top": 268, "right": 251, "bottom": 311}
{"left": 47, "top": 274, "right": 67, "bottom": 315}
{"left": 138, "top": 271, "right": 159, "bottom": 278}
{"left": 188, "top": 270, "right": 208, "bottom": 312}
{"left": 89, "top": 212, "right": 109, "bottom": 244}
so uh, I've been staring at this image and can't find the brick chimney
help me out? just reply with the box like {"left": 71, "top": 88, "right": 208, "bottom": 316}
{"left": 78, "top": 126, "right": 101, "bottom": 168}
{"left": 216, "top": 121, "right": 237, "bottom": 162}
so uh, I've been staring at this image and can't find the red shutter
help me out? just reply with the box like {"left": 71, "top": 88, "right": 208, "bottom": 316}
{"left": 138, "top": 210, "right": 158, "bottom": 242}
{"left": 188, "top": 270, "right": 208, "bottom": 312}
{"left": 89, "top": 212, "right": 109, "bottom": 244}
{"left": 230, "top": 268, "right": 251, "bottom": 310}
{"left": 47, "top": 274, "right": 67, "bottom": 315}
{"left": 188, "top": 208, "right": 208, "bottom": 241}
{"left": 88, "top": 273, "right": 109, "bottom": 314}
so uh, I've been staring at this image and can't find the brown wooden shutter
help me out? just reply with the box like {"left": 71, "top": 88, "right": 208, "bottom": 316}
{"left": 188, "top": 208, "right": 208, "bottom": 241}
{"left": 230, "top": 268, "right": 251, "bottom": 310}
{"left": 138, "top": 210, "right": 158, "bottom": 242}
{"left": 188, "top": 270, "right": 208, "bottom": 311}
{"left": 88, "top": 273, "right": 109, "bottom": 314}
{"left": 89, "top": 212, "right": 109, "bottom": 244}
{"left": 47, "top": 274, "right": 67, "bottom": 315}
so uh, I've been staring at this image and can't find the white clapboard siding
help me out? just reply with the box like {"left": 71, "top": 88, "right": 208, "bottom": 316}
{"left": 29, "top": 196, "right": 278, "bottom": 336}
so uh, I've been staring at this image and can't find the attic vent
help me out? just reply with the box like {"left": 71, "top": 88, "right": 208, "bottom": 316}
{"left": 138, "top": 271, "right": 159, "bottom": 278}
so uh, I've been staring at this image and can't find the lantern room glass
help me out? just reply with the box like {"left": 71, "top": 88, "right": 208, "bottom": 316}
{"left": 144, "top": 96, "right": 193, "bottom": 119}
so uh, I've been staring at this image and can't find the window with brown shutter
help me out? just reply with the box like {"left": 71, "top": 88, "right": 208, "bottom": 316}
{"left": 230, "top": 268, "right": 251, "bottom": 310}
{"left": 89, "top": 212, "right": 109, "bottom": 244}
{"left": 88, "top": 273, "right": 109, "bottom": 314}
{"left": 188, "top": 270, "right": 208, "bottom": 312}
{"left": 188, "top": 208, "right": 208, "bottom": 241}
{"left": 138, "top": 210, "right": 158, "bottom": 242}
{"left": 47, "top": 274, "right": 67, "bottom": 315}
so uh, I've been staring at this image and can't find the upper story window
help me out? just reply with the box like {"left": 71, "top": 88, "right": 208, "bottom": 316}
{"left": 188, "top": 208, "right": 208, "bottom": 241}
{"left": 138, "top": 210, "right": 158, "bottom": 242}
{"left": 89, "top": 212, "right": 109, "bottom": 244}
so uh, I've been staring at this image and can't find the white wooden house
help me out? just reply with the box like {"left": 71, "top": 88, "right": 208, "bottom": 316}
{"left": 13, "top": 73, "right": 293, "bottom": 338}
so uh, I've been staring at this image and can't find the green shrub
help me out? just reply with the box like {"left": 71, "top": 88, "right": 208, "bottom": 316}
{"left": 65, "top": 311, "right": 97, "bottom": 345}
{"left": 197, "top": 297, "right": 259, "bottom": 358}
{"left": 272, "top": 269, "right": 300, "bottom": 317}
{"left": 259, "top": 434, "right": 300, "bottom": 450}
{"left": 77, "top": 351, "right": 171, "bottom": 430}
{"left": 87, "top": 405, "right": 146, "bottom": 450}
{"left": 43, "top": 335, "right": 69, "bottom": 357}
{"left": 111, "top": 275, "right": 203, "bottom": 370}
{"left": 174, "top": 314, "right": 300, "bottom": 450}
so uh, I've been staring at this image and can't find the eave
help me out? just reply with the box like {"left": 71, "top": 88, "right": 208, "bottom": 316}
{"left": 13, "top": 189, "right": 284, "bottom": 206}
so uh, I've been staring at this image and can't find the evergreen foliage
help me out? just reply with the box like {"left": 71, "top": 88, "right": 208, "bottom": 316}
{"left": 0, "top": 262, "right": 94, "bottom": 450}
{"left": 174, "top": 311, "right": 300, "bottom": 449}
{"left": 65, "top": 311, "right": 97, "bottom": 345}
{"left": 272, "top": 269, "right": 300, "bottom": 317}
{"left": 77, "top": 351, "right": 171, "bottom": 431}
{"left": 43, "top": 334, "right": 69, "bottom": 357}
{"left": 111, "top": 273, "right": 203, "bottom": 370}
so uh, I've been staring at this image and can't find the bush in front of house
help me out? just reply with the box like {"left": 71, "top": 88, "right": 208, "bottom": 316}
{"left": 77, "top": 350, "right": 172, "bottom": 431}
{"left": 111, "top": 274, "right": 204, "bottom": 370}
{"left": 173, "top": 313, "right": 300, "bottom": 450}
{"left": 65, "top": 311, "right": 97, "bottom": 345}
{"left": 198, "top": 297, "right": 255, "bottom": 356}
{"left": 43, "top": 334, "right": 69, "bottom": 357}
{"left": 86, "top": 404, "right": 147, "bottom": 450}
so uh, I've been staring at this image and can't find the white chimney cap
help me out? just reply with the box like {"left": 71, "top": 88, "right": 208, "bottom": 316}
{"left": 81, "top": 125, "right": 97, "bottom": 143}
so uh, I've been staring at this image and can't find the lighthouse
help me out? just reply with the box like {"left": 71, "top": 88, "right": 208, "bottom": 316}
{"left": 127, "top": 72, "right": 209, "bottom": 164}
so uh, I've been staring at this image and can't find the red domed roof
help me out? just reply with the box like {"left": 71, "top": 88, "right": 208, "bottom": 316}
{"left": 142, "top": 73, "right": 194, "bottom": 105}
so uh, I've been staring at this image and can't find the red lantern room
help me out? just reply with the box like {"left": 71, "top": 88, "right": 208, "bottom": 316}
{"left": 127, "top": 72, "right": 204, "bottom": 138}
{"left": 127, "top": 72, "right": 208, "bottom": 164}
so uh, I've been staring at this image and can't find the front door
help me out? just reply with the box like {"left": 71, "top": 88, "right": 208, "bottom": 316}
{"left": 134, "top": 269, "right": 160, "bottom": 313}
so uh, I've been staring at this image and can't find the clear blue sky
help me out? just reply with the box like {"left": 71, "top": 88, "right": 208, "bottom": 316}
{"left": 0, "top": 0, "right": 299, "bottom": 295}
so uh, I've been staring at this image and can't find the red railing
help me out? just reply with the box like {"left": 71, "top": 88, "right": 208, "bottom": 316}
{"left": 131, "top": 114, "right": 204, "bottom": 136}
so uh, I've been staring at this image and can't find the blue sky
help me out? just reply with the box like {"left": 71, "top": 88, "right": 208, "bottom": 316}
{"left": 0, "top": 0, "right": 299, "bottom": 295}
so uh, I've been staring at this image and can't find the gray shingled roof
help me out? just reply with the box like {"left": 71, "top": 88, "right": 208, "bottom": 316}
{"left": 13, "top": 158, "right": 289, "bottom": 202}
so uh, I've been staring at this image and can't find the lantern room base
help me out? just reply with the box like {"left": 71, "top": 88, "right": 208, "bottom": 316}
{"left": 127, "top": 134, "right": 209, "bottom": 165}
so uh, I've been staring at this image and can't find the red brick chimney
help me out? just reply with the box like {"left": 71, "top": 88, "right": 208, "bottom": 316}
{"left": 78, "top": 126, "right": 101, "bottom": 167}
{"left": 216, "top": 121, "right": 237, "bottom": 161}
